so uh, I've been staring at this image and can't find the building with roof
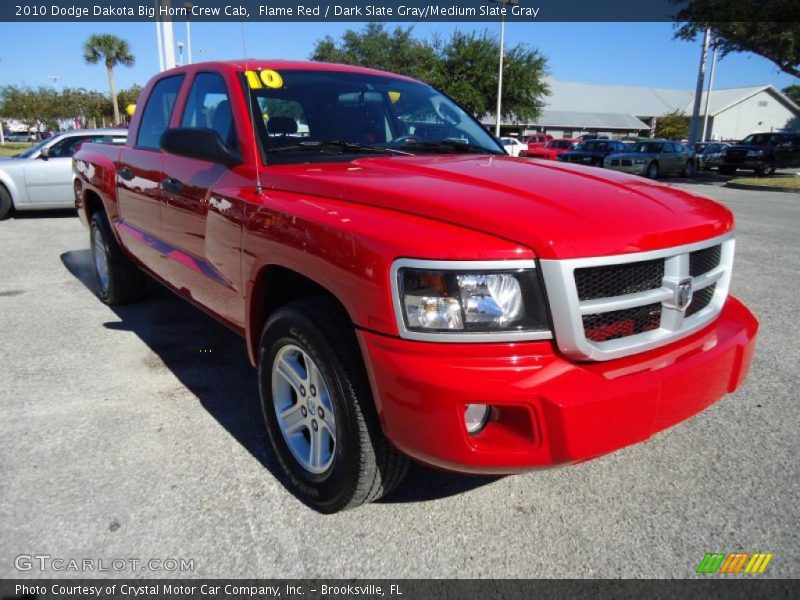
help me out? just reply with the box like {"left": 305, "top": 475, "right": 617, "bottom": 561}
{"left": 484, "top": 77, "right": 800, "bottom": 141}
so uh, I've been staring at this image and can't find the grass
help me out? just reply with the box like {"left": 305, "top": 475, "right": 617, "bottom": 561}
{"left": 0, "top": 142, "right": 33, "bottom": 157}
{"left": 730, "top": 175, "right": 800, "bottom": 190}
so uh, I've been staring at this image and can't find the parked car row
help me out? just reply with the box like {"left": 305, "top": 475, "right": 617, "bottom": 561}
{"left": 507, "top": 132, "right": 800, "bottom": 179}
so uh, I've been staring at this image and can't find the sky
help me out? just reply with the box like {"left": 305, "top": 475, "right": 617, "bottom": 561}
{"left": 0, "top": 21, "right": 796, "bottom": 94}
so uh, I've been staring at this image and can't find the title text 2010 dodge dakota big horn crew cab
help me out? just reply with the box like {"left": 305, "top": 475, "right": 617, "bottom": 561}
{"left": 73, "top": 61, "right": 758, "bottom": 512}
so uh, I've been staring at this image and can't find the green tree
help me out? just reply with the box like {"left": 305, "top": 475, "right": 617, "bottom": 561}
{"left": 83, "top": 34, "right": 135, "bottom": 124}
{"left": 655, "top": 110, "right": 691, "bottom": 140}
{"left": 117, "top": 84, "right": 143, "bottom": 123}
{"left": 674, "top": 1, "right": 800, "bottom": 78}
{"left": 311, "top": 24, "right": 549, "bottom": 121}
{"left": 783, "top": 84, "right": 800, "bottom": 105}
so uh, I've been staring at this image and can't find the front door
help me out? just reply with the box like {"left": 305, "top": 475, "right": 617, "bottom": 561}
{"left": 159, "top": 70, "right": 246, "bottom": 327}
{"left": 25, "top": 134, "right": 126, "bottom": 206}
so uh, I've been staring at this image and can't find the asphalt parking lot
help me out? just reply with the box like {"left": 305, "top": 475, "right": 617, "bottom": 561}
{"left": 1, "top": 180, "right": 798, "bottom": 579}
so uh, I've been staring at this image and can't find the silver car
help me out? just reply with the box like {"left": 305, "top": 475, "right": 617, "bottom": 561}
{"left": 603, "top": 140, "right": 696, "bottom": 179}
{"left": 0, "top": 129, "right": 127, "bottom": 219}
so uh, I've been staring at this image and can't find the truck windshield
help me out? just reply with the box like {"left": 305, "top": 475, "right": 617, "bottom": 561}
{"left": 245, "top": 69, "right": 505, "bottom": 163}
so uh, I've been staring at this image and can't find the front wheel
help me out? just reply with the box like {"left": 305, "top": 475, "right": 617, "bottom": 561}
{"left": 0, "top": 185, "right": 12, "bottom": 220}
{"left": 90, "top": 212, "right": 146, "bottom": 305}
{"left": 646, "top": 161, "right": 659, "bottom": 179}
{"left": 258, "top": 297, "right": 409, "bottom": 512}
{"left": 682, "top": 160, "right": 694, "bottom": 177}
{"left": 755, "top": 160, "right": 776, "bottom": 177}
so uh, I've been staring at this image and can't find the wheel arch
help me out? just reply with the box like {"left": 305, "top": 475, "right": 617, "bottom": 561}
{"left": 246, "top": 265, "right": 356, "bottom": 367}
{"left": 0, "top": 171, "right": 20, "bottom": 207}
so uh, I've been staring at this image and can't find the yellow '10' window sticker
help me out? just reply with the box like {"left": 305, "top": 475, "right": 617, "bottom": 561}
{"left": 245, "top": 69, "right": 284, "bottom": 90}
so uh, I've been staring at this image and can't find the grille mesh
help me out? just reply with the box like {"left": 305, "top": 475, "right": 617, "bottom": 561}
{"left": 686, "top": 284, "right": 716, "bottom": 317}
{"left": 690, "top": 245, "right": 721, "bottom": 277}
{"left": 575, "top": 259, "right": 664, "bottom": 301}
{"left": 583, "top": 304, "right": 662, "bottom": 342}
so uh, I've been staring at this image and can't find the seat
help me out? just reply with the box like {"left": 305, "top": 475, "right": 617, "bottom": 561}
{"left": 211, "top": 100, "right": 236, "bottom": 148}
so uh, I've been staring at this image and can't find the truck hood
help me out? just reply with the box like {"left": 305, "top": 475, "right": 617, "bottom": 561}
{"left": 266, "top": 155, "right": 733, "bottom": 259}
{"left": 725, "top": 144, "right": 768, "bottom": 151}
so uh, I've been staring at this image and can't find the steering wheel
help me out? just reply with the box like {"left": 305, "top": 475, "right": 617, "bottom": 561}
{"left": 393, "top": 135, "right": 422, "bottom": 145}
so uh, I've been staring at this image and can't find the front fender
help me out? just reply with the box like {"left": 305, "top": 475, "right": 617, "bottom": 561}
{"left": 241, "top": 188, "right": 532, "bottom": 364}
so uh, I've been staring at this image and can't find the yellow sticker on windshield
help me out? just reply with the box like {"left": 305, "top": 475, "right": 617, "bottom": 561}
{"left": 244, "top": 70, "right": 262, "bottom": 89}
{"left": 388, "top": 91, "right": 401, "bottom": 104}
{"left": 260, "top": 69, "right": 284, "bottom": 89}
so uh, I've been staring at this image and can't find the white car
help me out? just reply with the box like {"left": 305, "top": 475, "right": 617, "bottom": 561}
{"left": 499, "top": 136, "right": 528, "bottom": 157}
{"left": 0, "top": 129, "right": 127, "bottom": 219}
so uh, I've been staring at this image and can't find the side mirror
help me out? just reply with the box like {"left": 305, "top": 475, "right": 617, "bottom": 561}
{"left": 40, "top": 147, "right": 50, "bottom": 160}
{"left": 159, "top": 128, "right": 243, "bottom": 167}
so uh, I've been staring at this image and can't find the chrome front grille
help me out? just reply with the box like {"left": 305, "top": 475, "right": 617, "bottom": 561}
{"left": 540, "top": 234, "right": 735, "bottom": 361}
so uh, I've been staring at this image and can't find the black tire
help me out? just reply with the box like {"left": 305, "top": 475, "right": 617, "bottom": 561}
{"left": 89, "top": 211, "right": 146, "bottom": 305}
{"left": 755, "top": 160, "right": 776, "bottom": 177}
{"left": 647, "top": 161, "right": 659, "bottom": 179}
{"left": 682, "top": 160, "right": 695, "bottom": 177}
{"left": 258, "top": 297, "right": 409, "bottom": 513}
{"left": 0, "top": 185, "right": 12, "bottom": 220}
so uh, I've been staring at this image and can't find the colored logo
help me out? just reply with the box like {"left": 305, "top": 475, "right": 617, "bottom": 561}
{"left": 696, "top": 552, "right": 773, "bottom": 574}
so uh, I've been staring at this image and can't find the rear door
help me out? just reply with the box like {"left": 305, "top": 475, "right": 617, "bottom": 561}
{"left": 775, "top": 134, "right": 800, "bottom": 168}
{"left": 116, "top": 74, "right": 184, "bottom": 272}
{"left": 159, "top": 70, "right": 246, "bottom": 327}
{"left": 662, "top": 143, "right": 679, "bottom": 174}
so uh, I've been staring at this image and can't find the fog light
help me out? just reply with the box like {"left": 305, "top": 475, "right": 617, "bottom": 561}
{"left": 464, "top": 404, "right": 489, "bottom": 434}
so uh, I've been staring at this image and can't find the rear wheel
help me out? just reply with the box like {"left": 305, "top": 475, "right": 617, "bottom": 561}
{"left": 258, "top": 297, "right": 409, "bottom": 512}
{"left": 647, "top": 161, "right": 659, "bottom": 179}
{"left": 90, "top": 212, "right": 146, "bottom": 305}
{"left": 0, "top": 185, "right": 12, "bottom": 220}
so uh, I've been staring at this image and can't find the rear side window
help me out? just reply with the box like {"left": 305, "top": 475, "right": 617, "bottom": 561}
{"left": 181, "top": 72, "right": 238, "bottom": 150}
{"left": 136, "top": 75, "right": 184, "bottom": 151}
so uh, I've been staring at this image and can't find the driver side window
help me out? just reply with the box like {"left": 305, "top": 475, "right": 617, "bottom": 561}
{"left": 47, "top": 135, "right": 96, "bottom": 158}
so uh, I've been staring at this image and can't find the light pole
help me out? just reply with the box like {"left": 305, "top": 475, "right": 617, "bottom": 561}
{"left": 688, "top": 27, "right": 711, "bottom": 146}
{"left": 48, "top": 75, "right": 61, "bottom": 90}
{"left": 701, "top": 38, "right": 718, "bottom": 141}
{"left": 177, "top": 41, "right": 184, "bottom": 66}
{"left": 492, "top": 0, "right": 518, "bottom": 137}
{"left": 185, "top": 2, "right": 193, "bottom": 64}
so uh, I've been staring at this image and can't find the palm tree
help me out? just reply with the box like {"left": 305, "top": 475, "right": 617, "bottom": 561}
{"left": 83, "top": 34, "right": 135, "bottom": 125}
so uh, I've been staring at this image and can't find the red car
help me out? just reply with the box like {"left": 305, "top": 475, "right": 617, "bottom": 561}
{"left": 73, "top": 61, "right": 758, "bottom": 512}
{"left": 524, "top": 133, "right": 553, "bottom": 149}
{"left": 520, "top": 138, "right": 579, "bottom": 159}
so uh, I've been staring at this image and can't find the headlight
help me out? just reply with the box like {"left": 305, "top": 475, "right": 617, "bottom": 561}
{"left": 746, "top": 150, "right": 764, "bottom": 157}
{"left": 393, "top": 260, "right": 551, "bottom": 340}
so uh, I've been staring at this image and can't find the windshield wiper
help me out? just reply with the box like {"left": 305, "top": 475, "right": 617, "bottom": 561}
{"left": 267, "top": 140, "right": 413, "bottom": 156}
{"left": 399, "top": 139, "right": 502, "bottom": 155}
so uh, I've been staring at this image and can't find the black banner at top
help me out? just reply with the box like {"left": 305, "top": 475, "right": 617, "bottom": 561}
{"left": 0, "top": 0, "right": 730, "bottom": 23}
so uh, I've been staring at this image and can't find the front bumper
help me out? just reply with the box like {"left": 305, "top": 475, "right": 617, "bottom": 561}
{"left": 358, "top": 297, "right": 758, "bottom": 474}
{"left": 605, "top": 163, "right": 648, "bottom": 176}
{"left": 723, "top": 158, "right": 766, "bottom": 170}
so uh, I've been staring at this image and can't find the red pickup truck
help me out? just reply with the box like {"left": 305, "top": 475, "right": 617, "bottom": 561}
{"left": 73, "top": 60, "right": 758, "bottom": 512}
